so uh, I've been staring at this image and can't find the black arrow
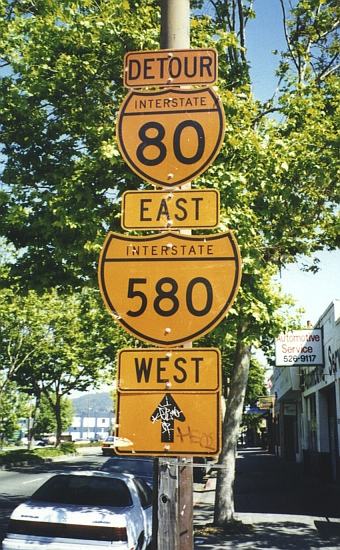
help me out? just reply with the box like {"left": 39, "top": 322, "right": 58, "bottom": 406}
{"left": 150, "top": 393, "right": 186, "bottom": 443}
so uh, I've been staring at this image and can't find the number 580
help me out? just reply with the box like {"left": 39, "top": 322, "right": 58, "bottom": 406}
{"left": 127, "top": 277, "right": 213, "bottom": 318}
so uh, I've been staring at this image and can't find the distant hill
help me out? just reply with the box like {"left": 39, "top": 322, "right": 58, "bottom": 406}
{"left": 71, "top": 392, "right": 114, "bottom": 416}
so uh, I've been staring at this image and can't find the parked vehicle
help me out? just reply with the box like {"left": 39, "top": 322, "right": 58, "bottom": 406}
{"left": 101, "top": 456, "right": 154, "bottom": 488}
{"left": 2, "top": 471, "right": 152, "bottom": 550}
{"left": 193, "top": 457, "right": 207, "bottom": 483}
{"left": 101, "top": 435, "right": 117, "bottom": 455}
{"left": 101, "top": 435, "right": 132, "bottom": 455}
{"left": 33, "top": 440, "right": 48, "bottom": 447}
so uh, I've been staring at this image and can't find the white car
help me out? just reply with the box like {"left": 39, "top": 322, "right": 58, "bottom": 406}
{"left": 3, "top": 471, "right": 152, "bottom": 550}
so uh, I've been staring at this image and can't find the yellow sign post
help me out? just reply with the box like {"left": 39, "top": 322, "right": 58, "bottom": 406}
{"left": 117, "top": 348, "right": 221, "bottom": 392}
{"left": 124, "top": 48, "right": 217, "bottom": 88}
{"left": 115, "top": 348, "right": 221, "bottom": 455}
{"left": 117, "top": 87, "right": 225, "bottom": 187}
{"left": 115, "top": 391, "right": 221, "bottom": 456}
{"left": 122, "top": 189, "right": 220, "bottom": 230}
{"left": 98, "top": 47, "right": 242, "bottom": 467}
{"left": 98, "top": 231, "right": 241, "bottom": 346}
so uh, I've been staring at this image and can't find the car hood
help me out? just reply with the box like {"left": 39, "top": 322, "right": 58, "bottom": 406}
{"left": 11, "top": 501, "right": 130, "bottom": 527}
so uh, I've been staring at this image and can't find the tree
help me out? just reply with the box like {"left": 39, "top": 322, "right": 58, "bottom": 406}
{"left": 32, "top": 394, "right": 74, "bottom": 441}
{"left": 0, "top": 380, "right": 28, "bottom": 448}
{"left": 0, "top": 0, "right": 160, "bottom": 289}
{"left": 0, "top": 287, "right": 132, "bottom": 445}
{"left": 0, "top": 288, "right": 43, "bottom": 436}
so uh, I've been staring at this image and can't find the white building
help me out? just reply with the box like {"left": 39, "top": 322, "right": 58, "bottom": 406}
{"left": 66, "top": 414, "right": 115, "bottom": 441}
{"left": 272, "top": 300, "right": 340, "bottom": 481}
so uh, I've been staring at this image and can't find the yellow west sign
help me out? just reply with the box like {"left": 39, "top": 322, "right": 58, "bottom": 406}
{"left": 124, "top": 48, "right": 217, "bottom": 88}
{"left": 98, "top": 231, "right": 242, "bottom": 346}
{"left": 116, "top": 87, "right": 225, "bottom": 188}
{"left": 122, "top": 189, "right": 220, "bottom": 230}
{"left": 118, "top": 348, "right": 221, "bottom": 392}
{"left": 115, "top": 391, "right": 221, "bottom": 456}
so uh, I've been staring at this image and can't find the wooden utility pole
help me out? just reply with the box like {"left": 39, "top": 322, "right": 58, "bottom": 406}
{"left": 158, "top": 2, "right": 193, "bottom": 550}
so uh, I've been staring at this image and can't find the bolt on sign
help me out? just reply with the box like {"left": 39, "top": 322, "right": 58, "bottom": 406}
{"left": 98, "top": 231, "right": 242, "bottom": 347}
{"left": 116, "top": 87, "right": 225, "bottom": 187}
{"left": 121, "top": 189, "right": 220, "bottom": 230}
{"left": 115, "top": 347, "right": 221, "bottom": 456}
{"left": 124, "top": 48, "right": 217, "bottom": 88}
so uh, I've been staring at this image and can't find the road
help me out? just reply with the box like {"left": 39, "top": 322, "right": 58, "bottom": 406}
{"left": 0, "top": 449, "right": 106, "bottom": 545}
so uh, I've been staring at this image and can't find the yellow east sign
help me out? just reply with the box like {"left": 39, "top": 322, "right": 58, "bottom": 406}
{"left": 118, "top": 348, "right": 221, "bottom": 392}
{"left": 116, "top": 87, "right": 225, "bottom": 188}
{"left": 98, "top": 231, "right": 242, "bottom": 346}
{"left": 115, "top": 391, "right": 221, "bottom": 456}
{"left": 121, "top": 189, "right": 220, "bottom": 230}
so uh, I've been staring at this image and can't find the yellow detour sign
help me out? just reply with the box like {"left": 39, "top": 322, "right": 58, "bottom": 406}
{"left": 117, "top": 348, "right": 221, "bottom": 392}
{"left": 115, "top": 391, "right": 221, "bottom": 456}
{"left": 124, "top": 48, "right": 217, "bottom": 88}
{"left": 116, "top": 87, "right": 225, "bottom": 188}
{"left": 98, "top": 231, "right": 242, "bottom": 346}
{"left": 122, "top": 189, "right": 220, "bottom": 230}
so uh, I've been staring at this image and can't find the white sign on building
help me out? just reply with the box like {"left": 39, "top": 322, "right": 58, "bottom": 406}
{"left": 275, "top": 329, "right": 324, "bottom": 367}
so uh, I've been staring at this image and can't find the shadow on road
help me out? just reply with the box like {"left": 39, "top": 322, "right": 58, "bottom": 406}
{"left": 234, "top": 448, "right": 340, "bottom": 518}
{"left": 195, "top": 520, "right": 340, "bottom": 549}
{"left": 194, "top": 448, "right": 340, "bottom": 549}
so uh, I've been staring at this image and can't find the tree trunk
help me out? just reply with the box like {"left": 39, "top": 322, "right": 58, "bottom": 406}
{"left": 214, "top": 334, "right": 251, "bottom": 525}
{"left": 55, "top": 396, "right": 62, "bottom": 447}
{"left": 27, "top": 396, "right": 39, "bottom": 450}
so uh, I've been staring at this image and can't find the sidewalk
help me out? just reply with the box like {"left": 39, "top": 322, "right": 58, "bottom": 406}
{"left": 193, "top": 447, "right": 340, "bottom": 549}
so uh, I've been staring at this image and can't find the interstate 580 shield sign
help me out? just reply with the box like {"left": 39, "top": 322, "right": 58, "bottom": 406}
{"left": 117, "top": 87, "right": 225, "bottom": 187}
{"left": 98, "top": 232, "right": 241, "bottom": 346}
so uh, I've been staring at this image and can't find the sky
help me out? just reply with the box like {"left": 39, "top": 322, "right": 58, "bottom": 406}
{"left": 245, "top": 1, "right": 339, "bottom": 327}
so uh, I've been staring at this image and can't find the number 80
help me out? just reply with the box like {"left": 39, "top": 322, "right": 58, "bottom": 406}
{"left": 136, "top": 121, "right": 206, "bottom": 167}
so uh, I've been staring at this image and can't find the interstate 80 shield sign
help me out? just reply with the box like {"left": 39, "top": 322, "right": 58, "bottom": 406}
{"left": 116, "top": 87, "right": 225, "bottom": 188}
{"left": 98, "top": 231, "right": 241, "bottom": 346}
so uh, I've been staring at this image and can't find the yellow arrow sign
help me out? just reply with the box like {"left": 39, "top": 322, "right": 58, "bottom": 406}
{"left": 115, "top": 391, "right": 221, "bottom": 456}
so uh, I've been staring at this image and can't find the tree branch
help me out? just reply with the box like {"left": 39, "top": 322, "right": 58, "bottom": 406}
{"left": 237, "top": 0, "right": 247, "bottom": 63}
{"left": 317, "top": 55, "right": 340, "bottom": 82}
{"left": 253, "top": 106, "right": 281, "bottom": 124}
{"left": 317, "top": 20, "right": 340, "bottom": 40}
{"left": 279, "top": 0, "right": 300, "bottom": 76}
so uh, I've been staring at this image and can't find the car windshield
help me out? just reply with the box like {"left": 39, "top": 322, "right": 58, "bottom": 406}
{"left": 31, "top": 475, "right": 133, "bottom": 507}
{"left": 101, "top": 458, "right": 153, "bottom": 477}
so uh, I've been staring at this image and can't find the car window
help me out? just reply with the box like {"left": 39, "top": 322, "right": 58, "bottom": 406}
{"left": 31, "top": 475, "right": 133, "bottom": 507}
{"left": 133, "top": 478, "right": 153, "bottom": 508}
